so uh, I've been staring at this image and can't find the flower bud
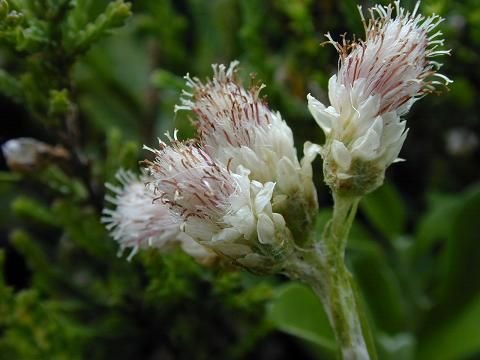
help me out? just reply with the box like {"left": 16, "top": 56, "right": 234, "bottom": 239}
{"left": 2, "top": 137, "right": 69, "bottom": 172}
{"left": 308, "top": 1, "right": 451, "bottom": 196}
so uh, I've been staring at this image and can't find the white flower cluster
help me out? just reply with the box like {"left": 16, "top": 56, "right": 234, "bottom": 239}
{"left": 308, "top": 1, "right": 451, "bottom": 195}
{"left": 103, "top": 63, "right": 319, "bottom": 271}
{"left": 102, "top": 169, "right": 215, "bottom": 263}
{"left": 176, "top": 62, "right": 320, "bottom": 240}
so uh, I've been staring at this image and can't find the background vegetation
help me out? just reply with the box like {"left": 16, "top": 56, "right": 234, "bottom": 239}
{"left": 1, "top": 0, "right": 479, "bottom": 359}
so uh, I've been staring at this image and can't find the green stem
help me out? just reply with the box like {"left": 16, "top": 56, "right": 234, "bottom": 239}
{"left": 325, "top": 193, "right": 360, "bottom": 258}
{"left": 287, "top": 194, "right": 376, "bottom": 360}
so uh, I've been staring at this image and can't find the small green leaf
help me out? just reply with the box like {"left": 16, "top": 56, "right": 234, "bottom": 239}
{"left": 48, "top": 89, "right": 71, "bottom": 116}
{"left": 436, "top": 185, "right": 480, "bottom": 315}
{"left": 150, "top": 69, "right": 185, "bottom": 92}
{"left": 413, "top": 192, "right": 461, "bottom": 258}
{"left": 419, "top": 184, "right": 480, "bottom": 334}
{"left": 267, "top": 282, "right": 336, "bottom": 351}
{"left": 360, "top": 182, "right": 406, "bottom": 238}
{"left": 350, "top": 239, "right": 409, "bottom": 334}
{"left": 67, "top": 0, "right": 131, "bottom": 54}
{"left": 418, "top": 294, "right": 480, "bottom": 360}
{"left": 11, "top": 196, "right": 58, "bottom": 227}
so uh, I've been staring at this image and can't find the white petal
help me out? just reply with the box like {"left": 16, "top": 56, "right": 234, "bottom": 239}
{"left": 302, "top": 141, "right": 322, "bottom": 165}
{"left": 350, "top": 78, "right": 368, "bottom": 106}
{"left": 328, "top": 74, "right": 342, "bottom": 108}
{"left": 381, "top": 112, "right": 406, "bottom": 146}
{"left": 355, "top": 95, "right": 381, "bottom": 134}
{"left": 223, "top": 205, "right": 255, "bottom": 238}
{"left": 212, "top": 241, "right": 252, "bottom": 257}
{"left": 276, "top": 157, "right": 298, "bottom": 193}
{"left": 307, "top": 94, "right": 336, "bottom": 134}
{"left": 257, "top": 213, "right": 275, "bottom": 244}
{"left": 331, "top": 140, "right": 352, "bottom": 170}
{"left": 272, "top": 213, "right": 286, "bottom": 228}
{"left": 254, "top": 182, "right": 275, "bottom": 214}
{"left": 178, "top": 233, "right": 215, "bottom": 263}
{"left": 351, "top": 116, "right": 383, "bottom": 160}
{"left": 212, "top": 227, "right": 242, "bottom": 242}
{"left": 381, "top": 129, "right": 409, "bottom": 167}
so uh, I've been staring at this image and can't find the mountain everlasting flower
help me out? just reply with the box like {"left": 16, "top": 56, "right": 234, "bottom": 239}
{"left": 142, "top": 134, "right": 293, "bottom": 273}
{"left": 176, "top": 62, "right": 320, "bottom": 241}
{"left": 308, "top": 1, "right": 451, "bottom": 195}
{"left": 103, "top": 62, "right": 320, "bottom": 270}
{"left": 102, "top": 169, "right": 215, "bottom": 263}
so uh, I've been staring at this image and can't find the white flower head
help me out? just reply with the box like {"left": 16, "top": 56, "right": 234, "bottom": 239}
{"left": 308, "top": 1, "right": 451, "bottom": 195}
{"left": 144, "top": 137, "right": 238, "bottom": 237}
{"left": 2, "top": 137, "right": 69, "bottom": 172}
{"left": 176, "top": 62, "right": 319, "bottom": 242}
{"left": 143, "top": 134, "right": 293, "bottom": 273}
{"left": 102, "top": 169, "right": 215, "bottom": 263}
{"left": 176, "top": 62, "right": 298, "bottom": 181}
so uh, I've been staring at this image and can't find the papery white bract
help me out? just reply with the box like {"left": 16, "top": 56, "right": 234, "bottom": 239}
{"left": 308, "top": 1, "right": 451, "bottom": 194}
{"left": 143, "top": 136, "right": 293, "bottom": 272}
{"left": 176, "top": 62, "right": 319, "bottom": 241}
{"left": 144, "top": 138, "right": 239, "bottom": 241}
{"left": 176, "top": 62, "right": 299, "bottom": 183}
{"left": 101, "top": 169, "right": 214, "bottom": 263}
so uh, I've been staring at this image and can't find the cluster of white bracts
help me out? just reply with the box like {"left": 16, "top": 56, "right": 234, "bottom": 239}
{"left": 101, "top": 169, "right": 215, "bottom": 263}
{"left": 308, "top": 1, "right": 451, "bottom": 194}
{"left": 103, "top": 63, "right": 318, "bottom": 270}
{"left": 177, "top": 62, "right": 319, "bottom": 240}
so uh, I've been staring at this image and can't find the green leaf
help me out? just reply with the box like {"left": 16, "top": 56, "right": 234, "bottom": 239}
{"left": 360, "top": 182, "right": 406, "bottom": 238}
{"left": 267, "top": 282, "right": 336, "bottom": 351}
{"left": 9, "top": 229, "right": 59, "bottom": 292}
{"left": 48, "top": 88, "right": 71, "bottom": 116}
{"left": 150, "top": 69, "right": 185, "bottom": 92}
{"left": 419, "top": 184, "right": 480, "bottom": 334}
{"left": 11, "top": 196, "right": 58, "bottom": 227}
{"left": 349, "top": 239, "right": 410, "bottom": 334}
{"left": 51, "top": 200, "right": 113, "bottom": 257}
{"left": 418, "top": 294, "right": 480, "bottom": 360}
{"left": 0, "top": 69, "right": 22, "bottom": 101}
{"left": 66, "top": 0, "right": 131, "bottom": 54}
{"left": 436, "top": 185, "right": 480, "bottom": 314}
{"left": 413, "top": 192, "right": 462, "bottom": 258}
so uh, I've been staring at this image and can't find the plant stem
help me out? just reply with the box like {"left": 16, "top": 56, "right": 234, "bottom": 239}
{"left": 287, "top": 194, "right": 375, "bottom": 360}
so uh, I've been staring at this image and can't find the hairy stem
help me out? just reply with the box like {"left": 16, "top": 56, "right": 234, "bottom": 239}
{"left": 287, "top": 194, "right": 375, "bottom": 360}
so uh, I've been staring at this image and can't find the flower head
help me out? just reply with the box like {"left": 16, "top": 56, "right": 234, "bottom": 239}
{"left": 308, "top": 1, "right": 451, "bottom": 195}
{"left": 143, "top": 137, "right": 239, "bottom": 239}
{"left": 104, "top": 62, "right": 321, "bottom": 271}
{"left": 142, "top": 134, "right": 293, "bottom": 273}
{"left": 177, "top": 62, "right": 319, "bottom": 242}
{"left": 102, "top": 169, "right": 214, "bottom": 263}
{"left": 176, "top": 62, "right": 298, "bottom": 181}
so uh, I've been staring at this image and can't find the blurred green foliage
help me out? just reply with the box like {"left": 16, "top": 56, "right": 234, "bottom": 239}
{"left": 0, "top": 0, "right": 479, "bottom": 359}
